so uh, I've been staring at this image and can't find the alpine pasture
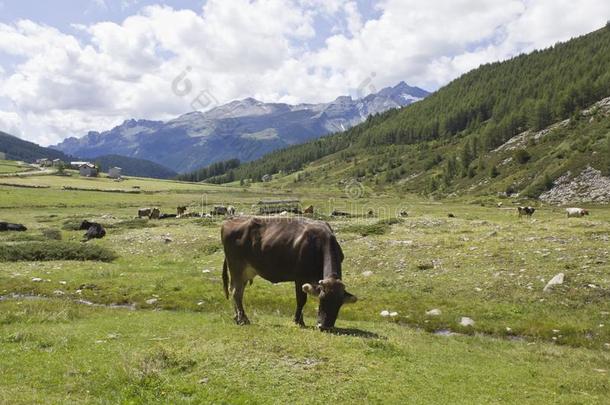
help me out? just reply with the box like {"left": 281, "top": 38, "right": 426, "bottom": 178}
{"left": 1, "top": 171, "right": 609, "bottom": 404}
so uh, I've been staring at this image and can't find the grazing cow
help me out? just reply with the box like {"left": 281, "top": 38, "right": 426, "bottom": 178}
{"left": 448, "top": 213, "right": 455, "bottom": 218}
{"left": 0, "top": 222, "right": 27, "bottom": 232}
{"left": 304, "top": 205, "right": 314, "bottom": 214}
{"left": 159, "top": 213, "right": 177, "bottom": 219}
{"left": 221, "top": 216, "right": 357, "bottom": 330}
{"left": 566, "top": 207, "right": 589, "bottom": 218}
{"left": 149, "top": 208, "right": 161, "bottom": 219}
{"left": 331, "top": 210, "right": 350, "bottom": 217}
{"left": 227, "top": 205, "right": 236, "bottom": 216}
{"left": 211, "top": 205, "right": 228, "bottom": 216}
{"left": 138, "top": 208, "right": 151, "bottom": 218}
{"left": 177, "top": 206, "right": 187, "bottom": 217}
{"left": 517, "top": 206, "right": 536, "bottom": 218}
{"left": 399, "top": 210, "right": 408, "bottom": 217}
{"left": 367, "top": 209, "right": 375, "bottom": 217}
{"left": 79, "top": 220, "right": 106, "bottom": 241}
{"left": 497, "top": 202, "right": 503, "bottom": 208}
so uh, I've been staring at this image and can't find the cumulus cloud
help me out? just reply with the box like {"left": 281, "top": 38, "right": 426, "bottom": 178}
{"left": 0, "top": 0, "right": 609, "bottom": 145}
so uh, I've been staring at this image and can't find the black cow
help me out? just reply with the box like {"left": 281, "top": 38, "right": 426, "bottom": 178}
{"left": 517, "top": 206, "right": 536, "bottom": 218}
{"left": 79, "top": 220, "right": 106, "bottom": 241}
{"left": 0, "top": 222, "right": 27, "bottom": 232}
{"left": 221, "top": 216, "right": 357, "bottom": 330}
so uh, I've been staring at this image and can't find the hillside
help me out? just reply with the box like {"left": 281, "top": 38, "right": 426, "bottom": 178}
{"left": 93, "top": 155, "right": 177, "bottom": 179}
{"left": 0, "top": 131, "right": 72, "bottom": 162}
{"left": 198, "top": 25, "right": 610, "bottom": 201}
{"left": 0, "top": 131, "right": 177, "bottom": 179}
{"left": 52, "top": 82, "right": 429, "bottom": 173}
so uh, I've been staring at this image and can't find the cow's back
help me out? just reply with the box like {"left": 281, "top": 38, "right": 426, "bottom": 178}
{"left": 221, "top": 217, "right": 337, "bottom": 283}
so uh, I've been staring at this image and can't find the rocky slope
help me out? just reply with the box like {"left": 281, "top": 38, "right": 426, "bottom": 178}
{"left": 540, "top": 166, "right": 610, "bottom": 204}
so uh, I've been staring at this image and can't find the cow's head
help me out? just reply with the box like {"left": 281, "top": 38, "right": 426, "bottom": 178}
{"left": 583, "top": 209, "right": 590, "bottom": 216}
{"left": 302, "top": 278, "right": 357, "bottom": 330}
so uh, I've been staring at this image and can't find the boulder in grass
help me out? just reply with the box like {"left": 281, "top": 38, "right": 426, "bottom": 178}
{"left": 543, "top": 273, "right": 564, "bottom": 292}
{"left": 459, "top": 317, "right": 475, "bottom": 327}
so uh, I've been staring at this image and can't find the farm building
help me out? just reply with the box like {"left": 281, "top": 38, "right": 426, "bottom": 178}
{"left": 52, "top": 159, "right": 64, "bottom": 167}
{"left": 36, "top": 158, "right": 52, "bottom": 167}
{"left": 108, "top": 167, "right": 122, "bottom": 179}
{"left": 255, "top": 199, "right": 302, "bottom": 214}
{"left": 79, "top": 163, "right": 98, "bottom": 177}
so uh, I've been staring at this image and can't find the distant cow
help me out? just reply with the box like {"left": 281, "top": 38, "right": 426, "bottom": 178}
{"left": 0, "top": 222, "right": 27, "bottom": 232}
{"left": 177, "top": 206, "right": 187, "bottom": 217}
{"left": 79, "top": 220, "right": 106, "bottom": 241}
{"left": 221, "top": 216, "right": 357, "bottom": 329}
{"left": 517, "top": 206, "right": 535, "bottom": 218}
{"left": 304, "top": 205, "right": 314, "bottom": 214}
{"left": 150, "top": 208, "right": 161, "bottom": 219}
{"left": 566, "top": 207, "right": 589, "bottom": 218}
{"left": 399, "top": 210, "right": 408, "bottom": 217}
{"left": 331, "top": 210, "right": 350, "bottom": 217}
{"left": 211, "top": 205, "right": 228, "bottom": 216}
{"left": 227, "top": 205, "right": 236, "bottom": 216}
{"left": 138, "top": 208, "right": 151, "bottom": 218}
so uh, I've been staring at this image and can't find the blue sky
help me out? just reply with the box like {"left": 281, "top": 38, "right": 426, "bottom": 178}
{"left": 0, "top": 0, "right": 609, "bottom": 145}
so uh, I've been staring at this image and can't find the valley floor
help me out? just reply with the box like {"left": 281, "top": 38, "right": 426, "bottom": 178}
{"left": 0, "top": 173, "right": 609, "bottom": 403}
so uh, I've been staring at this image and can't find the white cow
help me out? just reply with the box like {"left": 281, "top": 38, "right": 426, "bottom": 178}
{"left": 566, "top": 207, "right": 589, "bottom": 218}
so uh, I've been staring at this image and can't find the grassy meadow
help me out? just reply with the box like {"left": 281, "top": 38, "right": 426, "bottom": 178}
{"left": 0, "top": 160, "right": 34, "bottom": 175}
{"left": 1, "top": 170, "right": 609, "bottom": 404}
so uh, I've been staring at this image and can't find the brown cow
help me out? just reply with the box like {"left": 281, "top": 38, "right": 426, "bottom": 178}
{"left": 221, "top": 216, "right": 357, "bottom": 330}
{"left": 177, "top": 206, "right": 187, "bottom": 217}
{"left": 149, "top": 208, "right": 161, "bottom": 219}
{"left": 137, "top": 208, "right": 151, "bottom": 218}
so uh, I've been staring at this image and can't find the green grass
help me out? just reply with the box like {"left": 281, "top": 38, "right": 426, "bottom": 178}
{"left": 0, "top": 173, "right": 609, "bottom": 403}
{"left": 1, "top": 299, "right": 608, "bottom": 405}
{"left": 0, "top": 159, "right": 33, "bottom": 174}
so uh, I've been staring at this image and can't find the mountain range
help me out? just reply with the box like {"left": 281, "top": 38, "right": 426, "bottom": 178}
{"left": 52, "top": 82, "right": 429, "bottom": 173}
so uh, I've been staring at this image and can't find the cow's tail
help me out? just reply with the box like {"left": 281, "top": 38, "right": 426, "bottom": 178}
{"left": 222, "top": 257, "right": 229, "bottom": 299}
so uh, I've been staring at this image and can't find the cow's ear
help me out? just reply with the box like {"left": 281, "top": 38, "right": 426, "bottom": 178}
{"left": 343, "top": 291, "right": 357, "bottom": 304}
{"left": 302, "top": 283, "right": 321, "bottom": 297}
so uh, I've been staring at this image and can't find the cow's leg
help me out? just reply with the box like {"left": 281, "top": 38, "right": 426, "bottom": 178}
{"left": 225, "top": 258, "right": 250, "bottom": 325}
{"left": 232, "top": 280, "right": 250, "bottom": 325}
{"left": 293, "top": 281, "right": 307, "bottom": 327}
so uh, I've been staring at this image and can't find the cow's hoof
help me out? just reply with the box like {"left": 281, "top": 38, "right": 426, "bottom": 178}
{"left": 236, "top": 317, "right": 250, "bottom": 325}
{"left": 294, "top": 320, "right": 306, "bottom": 328}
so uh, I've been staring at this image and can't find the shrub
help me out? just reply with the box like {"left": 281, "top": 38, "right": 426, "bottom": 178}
{"left": 514, "top": 149, "right": 531, "bottom": 164}
{"left": 0, "top": 241, "right": 117, "bottom": 262}
{"left": 41, "top": 228, "right": 62, "bottom": 240}
{"left": 489, "top": 165, "right": 500, "bottom": 178}
{"left": 342, "top": 219, "right": 401, "bottom": 236}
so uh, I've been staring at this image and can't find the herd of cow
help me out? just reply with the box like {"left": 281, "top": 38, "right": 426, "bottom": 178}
{"left": 137, "top": 205, "right": 237, "bottom": 220}
{"left": 516, "top": 206, "right": 590, "bottom": 218}
{"left": 0, "top": 202, "right": 595, "bottom": 331}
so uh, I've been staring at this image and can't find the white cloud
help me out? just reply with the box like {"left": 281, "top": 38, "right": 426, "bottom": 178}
{"left": 0, "top": 0, "right": 609, "bottom": 145}
{"left": 0, "top": 110, "right": 22, "bottom": 136}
